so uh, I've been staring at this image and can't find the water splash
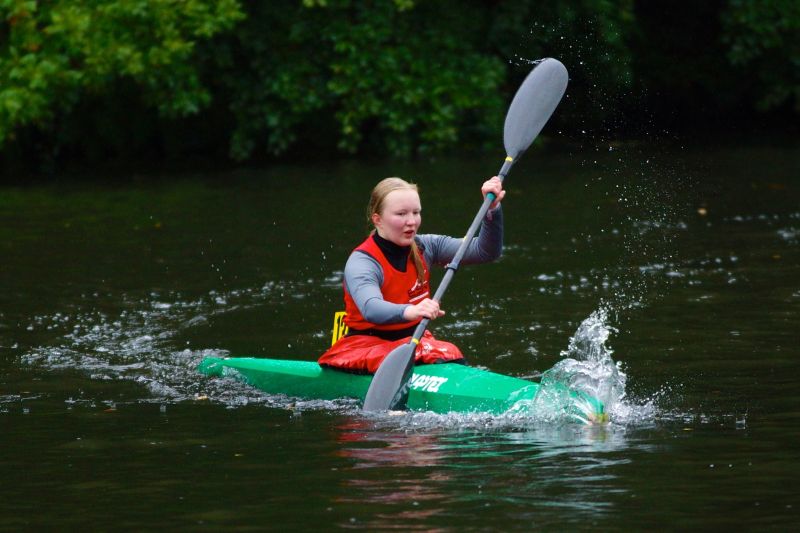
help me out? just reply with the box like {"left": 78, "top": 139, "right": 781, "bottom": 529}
{"left": 510, "top": 56, "right": 548, "bottom": 67}
{"left": 18, "top": 280, "right": 319, "bottom": 406}
{"left": 536, "top": 307, "right": 627, "bottom": 422}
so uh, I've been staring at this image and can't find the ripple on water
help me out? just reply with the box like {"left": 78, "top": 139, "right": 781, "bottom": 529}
{"left": 18, "top": 274, "right": 678, "bottom": 431}
{"left": 777, "top": 227, "right": 799, "bottom": 243}
{"left": 19, "top": 282, "right": 299, "bottom": 402}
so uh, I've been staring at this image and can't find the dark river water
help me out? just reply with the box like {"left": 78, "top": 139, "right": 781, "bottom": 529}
{"left": 2, "top": 141, "right": 799, "bottom": 530}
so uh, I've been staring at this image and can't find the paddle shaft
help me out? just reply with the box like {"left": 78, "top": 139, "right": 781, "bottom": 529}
{"left": 408, "top": 156, "right": 515, "bottom": 342}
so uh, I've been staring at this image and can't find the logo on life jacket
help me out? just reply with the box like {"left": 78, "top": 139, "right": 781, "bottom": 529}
{"left": 408, "top": 278, "right": 430, "bottom": 304}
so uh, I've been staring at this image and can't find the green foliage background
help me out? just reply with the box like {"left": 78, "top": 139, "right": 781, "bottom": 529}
{"left": 1, "top": 0, "right": 797, "bottom": 169}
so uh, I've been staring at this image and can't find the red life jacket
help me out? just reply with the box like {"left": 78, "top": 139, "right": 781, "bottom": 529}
{"left": 344, "top": 235, "right": 430, "bottom": 331}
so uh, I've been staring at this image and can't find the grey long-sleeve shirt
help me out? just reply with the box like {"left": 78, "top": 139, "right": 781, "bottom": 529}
{"left": 344, "top": 207, "right": 503, "bottom": 325}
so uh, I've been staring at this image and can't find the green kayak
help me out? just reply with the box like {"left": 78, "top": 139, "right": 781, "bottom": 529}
{"left": 198, "top": 357, "right": 608, "bottom": 424}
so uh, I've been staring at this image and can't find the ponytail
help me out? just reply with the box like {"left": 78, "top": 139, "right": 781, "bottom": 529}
{"left": 410, "top": 240, "right": 425, "bottom": 284}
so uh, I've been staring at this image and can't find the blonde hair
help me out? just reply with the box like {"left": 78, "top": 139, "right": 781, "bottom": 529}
{"left": 368, "top": 177, "right": 425, "bottom": 284}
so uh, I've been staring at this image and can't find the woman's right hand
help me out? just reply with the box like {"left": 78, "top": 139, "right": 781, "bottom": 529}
{"left": 403, "top": 298, "right": 445, "bottom": 321}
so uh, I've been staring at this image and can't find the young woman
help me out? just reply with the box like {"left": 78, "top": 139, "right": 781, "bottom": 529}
{"left": 318, "top": 176, "right": 505, "bottom": 374}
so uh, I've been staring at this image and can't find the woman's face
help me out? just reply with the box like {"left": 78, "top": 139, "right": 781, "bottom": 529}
{"left": 372, "top": 189, "right": 422, "bottom": 247}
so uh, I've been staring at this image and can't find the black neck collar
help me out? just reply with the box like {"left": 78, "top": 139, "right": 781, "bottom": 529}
{"left": 372, "top": 233, "right": 409, "bottom": 272}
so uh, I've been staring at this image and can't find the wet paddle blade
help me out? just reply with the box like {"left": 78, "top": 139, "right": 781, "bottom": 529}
{"left": 362, "top": 342, "right": 416, "bottom": 411}
{"left": 503, "top": 58, "right": 568, "bottom": 159}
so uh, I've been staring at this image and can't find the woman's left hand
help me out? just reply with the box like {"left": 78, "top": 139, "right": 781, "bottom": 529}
{"left": 481, "top": 176, "right": 505, "bottom": 210}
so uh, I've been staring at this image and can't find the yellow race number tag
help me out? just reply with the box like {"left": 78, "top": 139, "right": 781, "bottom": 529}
{"left": 331, "top": 311, "right": 348, "bottom": 346}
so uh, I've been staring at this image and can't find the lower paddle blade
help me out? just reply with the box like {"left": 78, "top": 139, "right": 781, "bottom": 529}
{"left": 503, "top": 58, "right": 568, "bottom": 159}
{"left": 363, "top": 342, "right": 416, "bottom": 411}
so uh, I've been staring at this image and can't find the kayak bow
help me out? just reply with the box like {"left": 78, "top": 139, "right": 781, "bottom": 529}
{"left": 198, "top": 357, "right": 608, "bottom": 424}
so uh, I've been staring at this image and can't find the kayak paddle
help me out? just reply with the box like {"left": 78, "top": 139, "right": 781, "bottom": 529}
{"left": 362, "top": 58, "right": 569, "bottom": 412}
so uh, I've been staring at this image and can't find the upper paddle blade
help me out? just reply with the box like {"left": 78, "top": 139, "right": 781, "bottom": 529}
{"left": 503, "top": 58, "right": 568, "bottom": 159}
{"left": 362, "top": 341, "right": 416, "bottom": 411}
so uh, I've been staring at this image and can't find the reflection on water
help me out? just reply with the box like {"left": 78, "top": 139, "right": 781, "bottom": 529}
{"left": 335, "top": 420, "right": 452, "bottom": 520}
{"left": 330, "top": 418, "right": 634, "bottom": 528}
